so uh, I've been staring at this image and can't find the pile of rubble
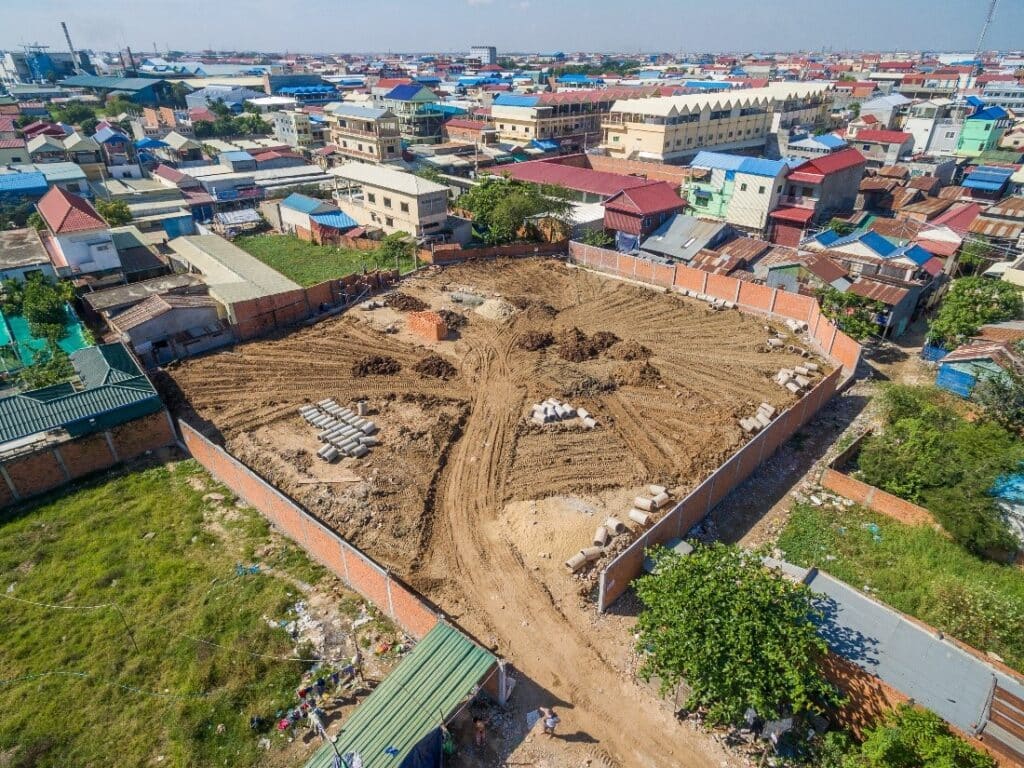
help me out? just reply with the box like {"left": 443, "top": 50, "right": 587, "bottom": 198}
{"left": 299, "top": 399, "right": 379, "bottom": 463}
{"left": 530, "top": 398, "right": 597, "bottom": 429}
{"left": 565, "top": 484, "right": 672, "bottom": 572}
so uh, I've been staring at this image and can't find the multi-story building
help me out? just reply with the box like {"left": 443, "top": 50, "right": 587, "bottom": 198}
{"left": 846, "top": 126, "right": 915, "bottom": 168}
{"left": 981, "top": 82, "right": 1024, "bottom": 113}
{"left": 273, "top": 110, "right": 317, "bottom": 149}
{"left": 683, "top": 152, "right": 791, "bottom": 234}
{"left": 329, "top": 162, "right": 448, "bottom": 237}
{"left": 470, "top": 46, "right": 498, "bottom": 66}
{"left": 324, "top": 104, "right": 401, "bottom": 164}
{"left": 955, "top": 102, "right": 1011, "bottom": 158}
{"left": 902, "top": 99, "right": 962, "bottom": 156}
{"left": 600, "top": 83, "right": 833, "bottom": 163}
{"left": 377, "top": 84, "right": 444, "bottom": 144}
{"left": 35, "top": 186, "right": 120, "bottom": 277}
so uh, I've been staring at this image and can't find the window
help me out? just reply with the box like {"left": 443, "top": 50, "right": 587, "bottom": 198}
{"left": 612, "top": 136, "right": 619, "bottom": 142}
{"left": 740, "top": 182, "right": 748, "bottom": 191}
{"left": 383, "top": 197, "right": 392, "bottom": 208}
{"left": 400, "top": 202, "right": 409, "bottom": 213}
{"left": 862, "top": 143, "right": 871, "bottom": 150}
{"left": 758, "top": 186, "right": 765, "bottom": 194}
{"left": 385, "top": 217, "right": 394, "bottom": 227}
{"left": 367, "top": 192, "right": 376, "bottom": 203}
{"left": 801, "top": 186, "right": 813, "bottom": 197}
{"left": 358, "top": 143, "right": 363, "bottom": 152}
{"left": 944, "top": 131, "right": 956, "bottom": 139}
{"left": 387, "top": 146, "right": 395, "bottom": 153}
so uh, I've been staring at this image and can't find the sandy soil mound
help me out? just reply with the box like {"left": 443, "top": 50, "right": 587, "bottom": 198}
{"left": 611, "top": 361, "right": 662, "bottom": 386}
{"left": 517, "top": 331, "right": 554, "bottom": 351}
{"left": 474, "top": 298, "right": 516, "bottom": 322}
{"left": 606, "top": 340, "right": 652, "bottom": 361}
{"left": 556, "top": 327, "right": 620, "bottom": 362}
{"left": 437, "top": 309, "right": 468, "bottom": 330}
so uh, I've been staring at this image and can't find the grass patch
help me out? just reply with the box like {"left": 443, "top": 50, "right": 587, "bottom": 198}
{"left": 235, "top": 234, "right": 417, "bottom": 287}
{"left": 779, "top": 502, "right": 1024, "bottom": 672}
{"left": 0, "top": 460, "right": 330, "bottom": 767}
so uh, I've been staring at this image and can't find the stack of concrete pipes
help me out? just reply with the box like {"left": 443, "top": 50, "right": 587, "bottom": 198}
{"left": 564, "top": 484, "right": 672, "bottom": 572}
{"left": 298, "top": 399, "right": 379, "bottom": 463}
{"left": 774, "top": 362, "right": 820, "bottom": 395}
{"left": 678, "top": 288, "right": 736, "bottom": 311}
{"left": 739, "top": 402, "right": 777, "bottom": 435}
{"left": 784, "top": 318, "right": 809, "bottom": 334}
{"left": 531, "top": 398, "right": 598, "bottom": 429}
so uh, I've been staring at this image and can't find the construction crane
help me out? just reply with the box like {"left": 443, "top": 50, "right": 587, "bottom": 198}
{"left": 972, "top": 0, "right": 999, "bottom": 68}
{"left": 61, "top": 22, "right": 82, "bottom": 75}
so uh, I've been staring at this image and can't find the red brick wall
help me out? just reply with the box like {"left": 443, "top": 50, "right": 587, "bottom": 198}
{"left": 821, "top": 468, "right": 935, "bottom": 526}
{"left": 773, "top": 290, "right": 817, "bottom": 323}
{"left": 673, "top": 265, "right": 707, "bottom": 293}
{"left": 418, "top": 239, "right": 567, "bottom": 265}
{"left": 706, "top": 273, "right": 740, "bottom": 302}
{"left": 4, "top": 451, "right": 67, "bottom": 498}
{"left": 110, "top": 410, "right": 175, "bottom": 461}
{"left": 58, "top": 433, "right": 116, "bottom": 477}
{"left": 738, "top": 281, "right": 775, "bottom": 312}
{"left": 179, "top": 420, "right": 441, "bottom": 640}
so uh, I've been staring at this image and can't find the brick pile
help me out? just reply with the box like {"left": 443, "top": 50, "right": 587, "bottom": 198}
{"left": 408, "top": 311, "right": 447, "bottom": 342}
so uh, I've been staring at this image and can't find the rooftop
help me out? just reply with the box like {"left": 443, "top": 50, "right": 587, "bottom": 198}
{"left": 603, "top": 182, "right": 683, "bottom": 215}
{"left": 110, "top": 294, "right": 219, "bottom": 332}
{"left": 36, "top": 186, "right": 107, "bottom": 235}
{"left": 485, "top": 158, "right": 654, "bottom": 198}
{"left": 330, "top": 162, "right": 448, "bottom": 196}
{"left": 167, "top": 235, "right": 302, "bottom": 305}
{"left": 0, "top": 229, "right": 49, "bottom": 270}
{"left": 83, "top": 274, "right": 205, "bottom": 314}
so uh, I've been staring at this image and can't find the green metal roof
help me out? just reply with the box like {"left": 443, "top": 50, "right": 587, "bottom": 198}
{"left": 304, "top": 622, "right": 495, "bottom": 768}
{"left": 0, "top": 343, "right": 162, "bottom": 445}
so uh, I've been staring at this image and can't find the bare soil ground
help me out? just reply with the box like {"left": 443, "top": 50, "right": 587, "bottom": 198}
{"left": 164, "top": 258, "right": 830, "bottom": 768}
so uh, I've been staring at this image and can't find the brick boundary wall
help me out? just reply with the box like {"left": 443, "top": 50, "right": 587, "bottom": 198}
{"left": 418, "top": 240, "right": 568, "bottom": 265}
{"left": 0, "top": 409, "right": 177, "bottom": 507}
{"left": 562, "top": 241, "right": 861, "bottom": 611}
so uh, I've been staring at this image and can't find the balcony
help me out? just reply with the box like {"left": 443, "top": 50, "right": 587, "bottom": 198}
{"left": 332, "top": 124, "right": 400, "bottom": 139}
{"left": 777, "top": 194, "right": 816, "bottom": 208}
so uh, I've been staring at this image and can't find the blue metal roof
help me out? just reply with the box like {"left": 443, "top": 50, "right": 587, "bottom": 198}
{"left": 685, "top": 80, "right": 731, "bottom": 90}
{"left": 963, "top": 166, "right": 1013, "bottom": 191}
{"left": 815, "top": 229, "right": 841, "bottom": 247}
{"left": 220, "top": 150, "right": 254, "bottom": 162}
{"left": 492, "top": 93, "right": 540, "bottom": 107}
{"left": 815, "top": 133, "right": 848, "bottom": 149}
{"left": 280, "top": 193, "right": 332, "bottom": 215}
{"left": 385, "top": 83, "right": 429, "bottom": 101}
{"left": 277, "top": 85, "right": 336, "bottom": 95}
{"left": 0, "top": 172, "right": 48, "bottom": 194}
{"left": 966, "top": 95, "right": 986, "bottom": 108}
{"left": 530, "top": 139, "right": 559, "bottom": 151}
{"left": 94, "top": 126, "right": 128, "bottom": 144}
{"left": 895, "top": 243, "right": 933, "bottom": 266}
{"left": 859, "top": 230, "right": 898, "bottom": 257}
{"left": 690, "top": 151, "right": 746, "bottom": 171}
{"left": 310, "top": 211, "right": 358, "bottom": 230}
{"left": 134, "top": 137, "right": 168, "bottom": 149}
{"left": 737, "top": 157, "right": 788, "bottom": 177}
{"left": 968, "top": 105, "right": 1008, "bottom": 121}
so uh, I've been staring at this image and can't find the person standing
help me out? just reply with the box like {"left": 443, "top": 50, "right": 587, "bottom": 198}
{"left": 540, "top": 707, "right": 560, "bottom": 737}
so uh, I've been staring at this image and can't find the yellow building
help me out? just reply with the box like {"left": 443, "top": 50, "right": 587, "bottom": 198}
{"left": 324, "top": 103, "right": 402, "bottom": 164}
{"left": 601, "top": 82, "right": 834, "bottom": 163}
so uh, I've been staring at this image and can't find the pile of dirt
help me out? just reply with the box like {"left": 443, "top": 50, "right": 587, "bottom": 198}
{"left": 517, "top": 331, "right": 554, "bottom": 351}
{"left": 561, "top": 374, "right": 617, "bottom": 398}
{"left": 385, "top": 292, "right": 428, "bottom": 312}
{"left": 555, "top": 327, "right": 621, "bottom": 362}
{"left": 352, "top": 355, "right": 402, "bottom": 377}
{"left": 508, "top": 295, "right": 558, "bottom": 318}
{"left": 474, "top": 298, "right": 516, "bottom": 322}
{"left": 611, "top": 361, "right": 662, "bottom": 387}
{"left": 413, "top": 354, "right": 458, "bottom": 380}
{"left": 437, "top": 309, "right": 467, "bottom": 330}
{"left": 606, "top": 340, "right": 651, "bottom": 361}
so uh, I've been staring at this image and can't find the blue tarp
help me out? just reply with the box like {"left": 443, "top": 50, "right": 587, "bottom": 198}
{"left": 530, "top": 139, "right": 559, "bottom": 151}
{"left": 920, "top": 344, "right": 949, "bottom": 362}
{"left": 936, "top": 364, "right": 976, "bottom": 398}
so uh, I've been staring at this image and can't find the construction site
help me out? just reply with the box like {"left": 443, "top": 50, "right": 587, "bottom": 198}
{"left": 164, "top": 256, "right": 831, "bottom": 767}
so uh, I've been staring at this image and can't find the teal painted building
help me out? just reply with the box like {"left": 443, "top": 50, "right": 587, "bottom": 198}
{"left": 955, "top": 103, "right": 1010, "bottom": 158}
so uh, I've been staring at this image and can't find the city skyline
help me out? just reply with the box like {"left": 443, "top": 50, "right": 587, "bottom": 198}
{"left": 2, "top": 0, "right": 1022, "bottom": 57}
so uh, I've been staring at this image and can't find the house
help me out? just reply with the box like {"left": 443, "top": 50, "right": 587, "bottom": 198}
{"left": 785, "top": 132, "right": 847, "bottom": 160}
{"left": 936, "top": 340, "right": 1020, "bottom": 398}
{"left": 62, "top": 133, "right": 104, "bottom": 179}
{"left": 0, "top": 170, "right": 49, "bottom": 202}
{"left": 93, "top": 124, "right": 133, "bottom": 167}
{"left": 857, "top": 93, "right": 911, "bottom": 129}
{"left": 20, "top": 121, "right": 66, "bottom": 140}
{"left": 26, "top": 134, "right": 66, "bottom": 164}
{"left": 601, "top": 182, "right": 685, "bottom": 251}
{"left": 639, "top": 214, "right": 736, "bottom": 263}
{"left": 106, "top": 294, "right": 231, "bottom": 365}
{"left": 5, "top": 162, "right": 89, "bottom": 195}
{"left": 377, "top": 84, "right": 444, "bottom": 144}
{"left": 846, "top": 275, "right": 917, "bottom": 338}
{"left": 277, "top": 193, "right": 357, "bottom": 241}
{"left": 323, "top": 104, "right": 402, "bottom": 164}
{"left": 185, "top": 85, "right": 264, "bottom": 112}
{"left": 961, "top": 166, "right": 1014, "bottom": 202}
{"left": 845, "top": 127, "right": 915, "bottom": 168}
{"left": 162, "top": 131, "right": 204, "bottom": 162}
{"left": 768, "top": 148, "right": 866, "bottom": 245}
{"left": 109, "top": 225, "right": 167, "bottom": 282}
{"left": 0, "top": 138, "right": 26, "bottom": 165}
{"left": 60, "top": 75, "right": 174, "bottom": 106}
{"left": 903, "top": 98, "right": 961, "bottom": 156}
{"left": 0, "top": 343, "right": 174, "bottom": 505}
{"left": 968, "top": 196, "right": 1024, "bottom": 249}
{"left": 272, "top": 110, "right": 318, "bottom": 150}
{"left": 683, "top": 152, "right": 791, "bottom": 234}
{"left": 330, "top": 163, "right": 448, "bottom": 238}
{"left": 955, "top": 102, "right": 1010, "bottom": 158}
{"left": 483, "top": 156, "right": 656, "bottom": 203}
{"left": 80, "top": 273, "right": 206, "bottom": 320}
{"left": 0, "top": 228, "right": 55, "bottom": 282}
{"left": 35, "top": 186, "right": 120, "bottom": 277}
{"left": 443, "top": 118, "right": 497, "bottom": 146}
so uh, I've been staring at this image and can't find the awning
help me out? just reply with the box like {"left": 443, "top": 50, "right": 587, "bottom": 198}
{"left": 304, "top": 623, "right": 495, "bottom": 768}
{"left": 769, "top": 206, "right": 815, "bottom": 224}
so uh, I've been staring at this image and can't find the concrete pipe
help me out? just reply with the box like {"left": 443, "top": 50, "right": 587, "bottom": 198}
{"left": 317, "top": 399, "right": 333, "bottom": 407}
{"left": 794, "top": 365, "right": 809, "bottom": 376}
{"left": 581, "top": 546, "right": 604, "bottom": 562}
{"left": 767, "top": 338, "right": 784, "bottom": 348}
{"left": 652, "top": 491, "right": 670, "bottom": 508}
{"left": 360, "top": 422, "right": 378, "bottom": 435}
{"left": 776, "top": 374, "right": 792, "bottom": 387}
{"left": 324, "top": 447, "right": 339, "bottom": 462}
{"left": 565, "top": 552, "right": 588, "bottom": 572}
{"left": 582, "top": 417, "right": 598, "bottom": 429}
{"left": 740, "top": 418, "right": 758, "bottom": 434}
{"left": 628, "top": 509, "right": 650, "bottom": 526}
{"left": 351, "top": 444, "right": 370, "bottom": 459}
{"left": 804, "top": 362, "right": 820, "bottom": 372}
{"left": 593, "top": 526, "right": 609, "bottom": 547}
{"left": 316, "top": 444, "right": 332, "bottom": 458}
{"left": 785, "top": 381, "right": 802, "bottom": 395}
{"left": 758, "top": 403, "right": 776, "bottom": 419}
{"left": 577, "top": 408, "right": 590, "bottom": 420}
{"left": 605, "top": 516, "right": 626, "bottom": 535}
{"left": 786, "top": 344, "right": 797, "bottom": 353}
{"left": 649, "top": 484, "right": 667, "bottom": 496}
{"left": 634, "top": 496, "right": 654, "bottom": 512}
{"left": 357, "top": 401, "right": 368, "bottom": 417}
{"left": 755, "top": 412, "right": 772, "bottom": 428}
{"left": 794, "top": 375, "right": 811, "bottom": 388}
{"left": 360, "top": 435, "right": 380, "bottom": 447}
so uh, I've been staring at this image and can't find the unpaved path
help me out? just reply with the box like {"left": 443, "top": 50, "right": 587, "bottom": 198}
{"left": 413, "top": 326, "right": 723, "bottom": 768}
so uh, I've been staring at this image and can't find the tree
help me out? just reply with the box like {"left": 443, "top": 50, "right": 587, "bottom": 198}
{"left": 208, "top": 99, "right": 234, "bottom": 120}
{"left": 973, "top": 362, "right": 1024, "bottom": 432}
{"left": 26, "top": 212, "right": 44, "bottom": 231}
{"left": 95, "top": 199, "right": 132, "bottom": 227}
{"left": 634, "top": 543, "right": 841, "bottom": 725}
{"left": 20, "top": 344, "right": 74, "bottom": 390}
{"left": 192, "top": 120, "right": 216, "bottom": 139}
{"left": 817, "top": 287, "right": 883, "bottom": 341}
{"left": 845, "top": 704, "right": 996, "bottom": 768}
{"left": 375, "top": 233, "right": 415, "bottom": 272}
{"left": 927, "top": 277, "right": 1022, "bottom": 348}
{"left": 458, "top": 176, "right": 570, "bottom": 245}
{"left": 849, "top": 103, "right": 861, "bottom": 118}
{"left": 104, "top": 95, "right": 137, "bottom": 118}
{"left": 234, "top": 112, "right": 270, "bottom": 136}
{"left": 956, "top": 239, "right": 997, "bottom": 276}
{"left": 415, "top": 166, "right": 444, "bottom": 184}
{"left": 580, "top": 228, "right": 614, "bottom": 248}
{"left": 79, "top": 116, "right": 99, "bottom": 136}
{"left": 50, "top": 102, "right": 97, "bottom": 126}
{"left": 827, "top": 217, "right": 856, "bottom": 236}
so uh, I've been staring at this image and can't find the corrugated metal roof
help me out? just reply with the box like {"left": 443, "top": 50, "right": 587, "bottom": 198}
{"left": 690, "top": 151, "right": 746, "bottom": 172}
{"left": 304, "top": 622, "right": 495, "bottom": 768}
{"left": 281, "top": 193, "right": 334, "bottom": 215}
{"left": 310, "top": 211, "right": 358, "bottom": 230}
{"left": 0, "top": 172, "right": 48, "bottom": 193}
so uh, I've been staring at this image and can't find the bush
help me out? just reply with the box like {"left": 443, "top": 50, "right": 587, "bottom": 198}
{"left": 95, "top": 199, "right": 132, "bottom": 226}
{"left": 846, "top": 704, "right": 996, "bottom": 768}
{"left": 928, "top": 277, "right": 1022, "bottom": 348}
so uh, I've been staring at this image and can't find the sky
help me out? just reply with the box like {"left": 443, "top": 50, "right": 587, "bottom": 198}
{"left": 2, "top": 0, "right": 1022, "bottom": 56}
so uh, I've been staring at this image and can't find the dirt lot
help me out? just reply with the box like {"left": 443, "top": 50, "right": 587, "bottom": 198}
{"left": 164, "top": 258, "right": 828, "bottom": 768}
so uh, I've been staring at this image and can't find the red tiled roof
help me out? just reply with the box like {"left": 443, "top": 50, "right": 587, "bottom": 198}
{"left": 0, "top": 117, "right": 16, "bottom": 132}
{"left": 790, "top": 148, "right": 866, "bottom": 181}
{"left": 251, "top": 149, "right": 303, "bottom": 162}
{"left": 374, "top": 78, "right": 411, "bottom": 90}
{"left": 0, "top": 138, "right": 26, "bottom": 149}
{"left": 769, "top": 205, "right": 816, "bottom": 223}
{"left": 854, "top": 129, "right": 913, "bottom": 145}
{"left": 914, "top": 238, "right": 959, "bottom": 258}
{"left": 36, "top": 187, "right": 106, "bottom": 235}
{"left": 602, "top": 182, "right": 683, "bottom": 215}
{"left": 488, "top": 159, "right": 655, "bottom": 197}
{"left": 803, "top": 253, "right": 849, "bottom": 284}
{"left": 189, "top": 107, "right": 216, "bottom": 123}
{"left": 942, "top": 340, "right": 1019, "bottom": 368}
{"left": 153, "top": 164, "right": 188, "bottom": 183}
{"left": 859, "top": 115, "right": 879, "bottom": 125}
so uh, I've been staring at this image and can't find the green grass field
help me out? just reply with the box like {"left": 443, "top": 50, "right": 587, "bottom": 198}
{"left": 235, "top": 234, "right": 417, "bottom": 287}
{"left": 0, "top": 460, "right": 337, "bottom": 767}
{"left": 779, "top": 503, "right": 1024, "bottom": 672}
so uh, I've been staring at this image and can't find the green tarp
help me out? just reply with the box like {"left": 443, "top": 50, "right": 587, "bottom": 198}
{"left": 304, "top": 622, "right": 495, "bottom": 768}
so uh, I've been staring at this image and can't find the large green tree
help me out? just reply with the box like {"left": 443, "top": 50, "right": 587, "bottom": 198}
{"left": 844, "top": 705, "right": 996, "bottom": 768}
{"left": 634, "top": 543, "right": 840, "bottom": 725}
{"left": 973, "top": 360, "right": 1024, "bottom": 432}
{"left": 928, "top": 277, "right": 1022, "bottom": 348}
{"left": 458, "top": 176, "right": 570, "bottom": 245}
{"left": 817, "top": 287, "right": 883, "bottom": 341}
